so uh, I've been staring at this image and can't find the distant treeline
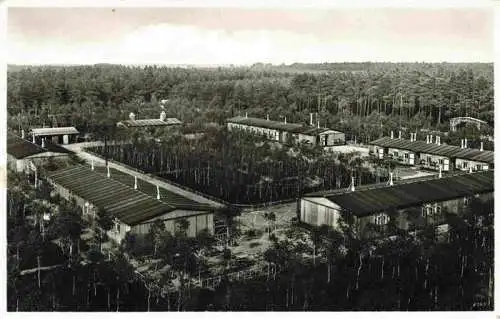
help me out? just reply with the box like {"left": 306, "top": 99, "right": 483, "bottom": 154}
{"left": 7, "top": 62, "right": 493, "bottom": 143}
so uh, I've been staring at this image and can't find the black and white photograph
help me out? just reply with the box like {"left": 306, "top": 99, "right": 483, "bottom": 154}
{"left": 2, "top": 0, "right": 496, "bottom": 313}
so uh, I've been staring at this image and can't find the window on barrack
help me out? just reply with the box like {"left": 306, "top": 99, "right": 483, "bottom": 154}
{"left": 464, "top": 197, "right": 470, "bottom": 206}
{"left": 374, "top": 213, "right": 389, "bottom": 225}
{"left": 422, "top": 204, "right": 433, "bottom": 218}
{"left": 434, "top": 204, "right": 441, "bottom": 215}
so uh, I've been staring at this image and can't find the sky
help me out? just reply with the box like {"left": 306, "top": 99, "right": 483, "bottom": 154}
{"left": 7, "top": 7, "right": 494, "bottom": 65}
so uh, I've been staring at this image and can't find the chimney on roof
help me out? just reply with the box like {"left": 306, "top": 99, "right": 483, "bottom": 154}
{"left": 134, "top": 176, "right": 138, "bottom": 190}
{"left": 460, "top": 139, "right": 464, "bottom": 149}
{"left": 245, "top": 112, "right": 248, "bottom": 118}
{"left": 480, "top": 141, "right": 484, "bottom": 151}
{"left": 284, "top": 117, "right": 287, "bottom": 124}
{"left": 41, "top": 138, "right": 45, "bottom": 148}
{"left": 409, "top": 133, "right": 413, "bottom": 142}
{"left": 317, "top": 120, "right": 320, "bottom": 128}
{"left": 436, "top": 136, "right": 440, "bottom": 146}
{"left": 390, "top": 131, "right": 394, "bottom": 139}
{"left": 107, "top": 165, "right": 110, "bottom": 178}
{"left": 160, "top": 111, "right": 166, "bottom": 121}
{"left": 310, "top": 113, "right": 313, "bottom": 126}
{"left": 91, "top": 159, "right": 94, "bottom": 171}
{"left": 398, "top": 131, "right": 402, "bottom": 139}
{"left": 32, "top": 134, "right": 36, "bottom": 144}
{"left": 129, "top": 112, "right": 136, "bottom": 121}
{"left": 389, "top": 172, "right": 394, "bottom": 186}
{"left": 414, "top": 132, "right": 417, "bottom": 142}
{"left": 438, "top": 165, "right": 442, "bottom": 178}
{"left": 464, "top": 138, "right": 468, "bottom": 148}
{"left": 267, "top": 114, "right": 269, "bottom": 121}
{"left": 21, "top": 129, "right": 25, "bottom": 139}
{"left": 350, "top": 176, "right": 355, "bottom": 192}
{"left": 156, "top": 185, "right": 161, "bottom": 200}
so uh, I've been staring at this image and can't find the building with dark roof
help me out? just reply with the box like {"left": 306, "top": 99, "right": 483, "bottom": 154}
{"left": 117, "top": 111, "right": 182, "bottom": 129}
{"left": 46, "top": 164, "right": 216, "bottom": 242}
{"left": 117, "top": 118, "right": 182, "bottom": 128}
{"left": 7, "top": 133, "right": 73, "bottom": 172}
{"left": 369, "top": 135, "right": 493, "bottom": 172}
{"left": 226, "top": 115, "right": 345, "bottom": 147}
{"left": 299, "top": 171, "right": 494, "bottom": 238}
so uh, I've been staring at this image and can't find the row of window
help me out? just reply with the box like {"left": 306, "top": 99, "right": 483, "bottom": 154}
{"left": 383, "top": 149, "right": 490, "bottom": 171}
{"left": 421, "top": 203, "right": 442, "bottom": 218}
{"left": 373, "top": 213, "right": 389, "bottom": 225}
{"left": 230, "top": 124, "right": 280, "bottom": 140}
{"left": 369, "top": 196, "right": 478, "bottom": 228}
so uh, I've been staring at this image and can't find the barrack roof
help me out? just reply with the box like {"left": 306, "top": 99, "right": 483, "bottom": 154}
{"left": 117, "top": 118, "right": 182, "bottom": 128}
{"left": 369, "top": 137, "right": 494, "bottom": 164}
{"left": 47, "top": 165, "right": 212, "bottom": 226}
{"left": 227, "top": 116, "right": 343, "bottom": 135}
{"left": 7, "top": 133, "right": 73, "bottom": 159}
{"left": 307, "top": 171, "right": 493, "bottom": 217}
{"left": 31, "top": 127, "right": 79, "bottom": 136}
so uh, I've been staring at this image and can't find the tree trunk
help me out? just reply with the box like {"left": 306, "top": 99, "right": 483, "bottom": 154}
{"left": 381, "top": 256, "right": 384, "bottom": 280}
{"left": 116, "top": 286, "right": 120, "bottom": 312}
{"left": 327, "top": 263, "right": 331, "bottom": 283}
{"left": 147, "top": 287, "right": 151, "bottom": 312}
{"left": 356, "top": 254, "right": 362, "bottom": 290}
{"left": 37, "top": 255, "right": 41, "bottom": 288}
{"left": 437, "top": 106, "right": 442, "bottom": 126}
{"left": 177, "top": 289, "right": 181, "bottom": 311}
{"left": 167, "top": 290, "right": 171, "bottom": 311}
{"left": 313, "top": 246, "right": 316, "bottom": 266}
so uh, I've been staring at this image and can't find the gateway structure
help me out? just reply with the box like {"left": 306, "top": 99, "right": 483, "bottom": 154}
{"left": 31, "top": 126, "right": 80, "bottom": 145}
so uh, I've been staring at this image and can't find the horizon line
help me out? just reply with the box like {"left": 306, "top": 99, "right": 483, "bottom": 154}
{"left": 8, "top": 61, "right": 494, "bottom": 67}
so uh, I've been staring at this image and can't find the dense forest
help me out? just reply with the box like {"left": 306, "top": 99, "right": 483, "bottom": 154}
{"left": 87, "top": 129, "right": 378, "bottom": 205}
{"left": 7, "top": 63, "right": 494, "bottom": 143}
{"left": 7, "top": 62, "right": 495, "bottom": 311}
{"left": 7, "top": 168, "right": 493, "bottom": 311}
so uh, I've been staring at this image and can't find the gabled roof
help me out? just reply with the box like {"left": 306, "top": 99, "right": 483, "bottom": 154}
{"left": 46, "top": 165, "right": 212, "bottom": 226}
{"left": 7, "top": 133, "right": 73, "bottom": 159}
{"left": 294, "top": 127, "right": 344, "bottom": 135}
{"left": 311, "top": 171, "right": 493, "bottom": 217}
{"left": 226, "top": 116, "right": 344, "bottom": 135}
{"left": 117, "top": 118, "right": 182, "bottom": 128}
{"left": 227, "top": 116, "right": 303, "bottom": 132}
{"left": 31, "top": 127, "right": 79, "bottom": 136}
{"left": 369, "top": 137, "right": 494, "bottom": 164}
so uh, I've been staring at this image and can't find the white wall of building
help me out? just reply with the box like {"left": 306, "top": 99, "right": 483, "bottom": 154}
{"left": 300, "top": 197, "right": 343, "bottom": 229}
{"left": 388, "top": 148, "right": 416, "bottom": 165}
{"left": 132, "top": 212, "right": 214, "bottom": 237}
{"left": 419, "top": 153, "right": 451, "bottom": 171}
{"left": 455, "top": 158, "right": 489, "bottom": 171}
